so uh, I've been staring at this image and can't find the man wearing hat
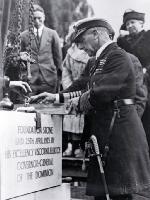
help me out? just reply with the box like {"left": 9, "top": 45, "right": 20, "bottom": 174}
{"left": 19, "top": 4, "right": 62, "bottom": 96}
{"left": 117, "top": 9, "right": 150, "bottom": 156}
{"left": 30, "top": 18, "right": 150, "bottom": 200}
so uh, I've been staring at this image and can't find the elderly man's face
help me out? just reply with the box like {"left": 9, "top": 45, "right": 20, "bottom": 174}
{"left": 76, "top": 29, "right": 98, "bottom": 57}
{"left": 33, "top": 11, "right": 45, "bottom": 29}
{"left": 126, "top": 19, "right": 143, "bottom": 34}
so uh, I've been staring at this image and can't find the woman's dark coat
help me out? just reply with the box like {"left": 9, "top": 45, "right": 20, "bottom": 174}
{"left": 117, "top": 30, "right": 150, "bottom": 69}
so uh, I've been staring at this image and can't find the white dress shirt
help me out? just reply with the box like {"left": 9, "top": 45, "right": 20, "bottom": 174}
{"left": 34, "top": 25, "right": 44, "bottom": 38}
{"left": 96, "top": 40, "right": 114, "bottom": 59}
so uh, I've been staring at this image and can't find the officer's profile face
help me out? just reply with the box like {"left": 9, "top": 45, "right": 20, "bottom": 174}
{"left": 76, "top": 29, "right": 98, "bottom": 57}
{"left": 126, "top": 19, "right": 143, "bottom": 34}
{"left": 33, "top": 11, "right": 45, "bottom": 29}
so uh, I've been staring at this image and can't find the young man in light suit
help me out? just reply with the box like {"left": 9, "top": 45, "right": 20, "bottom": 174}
{"left": 21, "top": 4, "right": 62, "bottom": 95}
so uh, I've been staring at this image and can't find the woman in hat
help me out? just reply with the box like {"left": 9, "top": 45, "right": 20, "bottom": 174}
{"left": 117, "top": 9, "right": 150, "bottom": 70}
{"left": 117, "top": 9, "right": 150, "bottom": 156}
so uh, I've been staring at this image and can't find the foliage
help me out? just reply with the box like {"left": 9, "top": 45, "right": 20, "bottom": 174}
{"left": 8, "top": 0, "right": 94, "bottom": 41}
{"left": 46, "top": 0, "right": 92, "bottom": 38}
{"left": 38, "top": 0, "right": 94, "bottom": 38}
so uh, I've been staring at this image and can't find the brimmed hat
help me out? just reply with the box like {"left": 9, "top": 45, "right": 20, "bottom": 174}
{"left": 73, "top": 17, "right": 115, "bottom": 43}
{"left": 120, "top": 10, "right": 145, "bottom": 30}
{"left": 65, "top": 23, "right": 76, "bottom": 44}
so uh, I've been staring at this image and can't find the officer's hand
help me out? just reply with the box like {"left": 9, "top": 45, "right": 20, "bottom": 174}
{"left": 9, "top": 81, "right": 32, "bottom": 94}
{"left": 29, "top": 92, "right": 56, "bottom": 104}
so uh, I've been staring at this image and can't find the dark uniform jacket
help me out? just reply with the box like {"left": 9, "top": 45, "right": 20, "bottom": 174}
{"left": 21, "top": 26, "right": 62, "bottom": 93}
{"left": 64, "top": 42, "right": 150, "bottom": 197}
{"left": 117, "top": 30, "right": 150, "bottom": 69}
{"left": 117, "top": 30, "right": 150, "bottom": 154}
{"left": 65, "top": 51, "right": 147, "bottom": 118}
{"left": 129, "top": 53, "right": 147, "bottom": 117}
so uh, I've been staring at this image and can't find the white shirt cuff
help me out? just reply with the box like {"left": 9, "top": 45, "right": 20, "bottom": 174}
{"left": 55, "top": 94, "right": 60, "bottom": 103}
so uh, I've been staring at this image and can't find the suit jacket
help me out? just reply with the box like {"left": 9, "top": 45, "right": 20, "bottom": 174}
{"left": 21, "top": 26, "right": 62, "bottom": 91}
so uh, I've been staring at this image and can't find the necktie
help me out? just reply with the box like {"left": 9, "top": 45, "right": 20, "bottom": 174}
{"left": 36, "top": 28, "right": 40, "bottom": 46}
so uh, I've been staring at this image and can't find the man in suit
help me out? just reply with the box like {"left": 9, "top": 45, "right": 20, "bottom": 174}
{"left": 21, "top": 4, "right": 62, "bottom": 95}
{"left": 30, "top": 18, "right": 150, "bottom": 200}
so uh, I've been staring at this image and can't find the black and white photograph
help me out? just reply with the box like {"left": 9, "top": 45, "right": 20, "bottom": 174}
{"left": 1, "top": 0, "right": 150, "bottom": 200}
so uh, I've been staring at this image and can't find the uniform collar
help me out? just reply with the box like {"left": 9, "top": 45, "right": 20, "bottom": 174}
{"left": 96, "top": 40, "right": 114, "bottom": 59}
